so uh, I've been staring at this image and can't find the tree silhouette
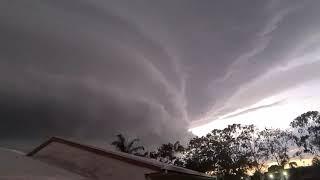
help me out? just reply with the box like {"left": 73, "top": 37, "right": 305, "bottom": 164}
{"left": 107, "top": 110, "right": 320, "bottom": 178}
{"left": 259, "top": 128, "right": 293, "bottom": 167}
{"left": 289, "top": 161, "right": 298, "bottom": 169}
{"left": 312, "top": 156, "right": 320, "bottom": 167}
{"left": 111, "top": 134, "right": 145, "bottom": 154}
{"left": 268, "top": 164, "right": 283, "bottom": 173}
{"left": 290, "top": 111, "right": 320, "bottom": 155}
{"left": 183, "top": 124, "right": 257, "bottom": 178}
{"left": 148, "top": 141, "right": 185, "bottom": 165}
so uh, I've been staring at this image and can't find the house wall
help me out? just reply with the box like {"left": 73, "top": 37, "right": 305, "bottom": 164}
{"left": 0, "top": 148, "right": 88, "bottom": 180}
{"left": 31, "top": 142, "right": 157, "bottom": 180}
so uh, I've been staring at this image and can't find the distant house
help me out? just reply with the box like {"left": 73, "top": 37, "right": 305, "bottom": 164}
{"left": 27, "top": 137, "right": 217, "bottom": 180}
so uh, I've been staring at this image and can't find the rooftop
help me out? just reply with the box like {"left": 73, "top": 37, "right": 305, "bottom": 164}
{"left": 0, "top": 147, "right": 87, "bottom": 180}
{"left": 28, "top": 137, "right": 214, "bottom": 179}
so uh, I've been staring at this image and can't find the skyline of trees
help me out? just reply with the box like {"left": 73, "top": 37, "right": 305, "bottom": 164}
{"left": 111, "top": 110, "right": 320, "bottom": 179}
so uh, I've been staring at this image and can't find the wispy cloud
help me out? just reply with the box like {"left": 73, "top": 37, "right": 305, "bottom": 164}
{"left": 220, "top": 99, "right": 287, "bottom": 120}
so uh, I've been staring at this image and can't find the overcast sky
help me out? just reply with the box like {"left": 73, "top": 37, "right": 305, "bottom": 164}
{"left": 1, "top": 0, "right": 320, "bottom": 150}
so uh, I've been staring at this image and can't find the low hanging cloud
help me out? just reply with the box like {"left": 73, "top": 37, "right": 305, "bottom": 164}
{"left": 1, "top": 0, "right": 320, "bottom": 149}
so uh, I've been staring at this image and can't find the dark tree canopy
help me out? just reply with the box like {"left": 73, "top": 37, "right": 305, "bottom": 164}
{"left": 110, "top": 111, "right": 320, "bottom": 180}
{"left": 149, "top": 141, "right": 185, "bottom": 165}
{"left": 182, "top": 124, "right": 258, "bottom": 178}
{"left": 290, "top": 111, "right": 320, "bottom": 155}
{"left": 268, "top": 165, "right": 283, "bottom": 173}
{"left": 259, "top": 128, "right": 294, "bottom": 167}
{"left": 312, "top": 156, "right": 320, "bottom": 167}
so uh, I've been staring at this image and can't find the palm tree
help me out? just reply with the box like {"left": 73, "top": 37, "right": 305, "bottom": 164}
{"left": 111, "top": 134, "right": 145, "bottom": 154}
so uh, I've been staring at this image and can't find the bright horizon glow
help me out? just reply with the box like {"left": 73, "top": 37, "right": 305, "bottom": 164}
{"left": 190, "top": 80, "right": 320, "bottom": 137}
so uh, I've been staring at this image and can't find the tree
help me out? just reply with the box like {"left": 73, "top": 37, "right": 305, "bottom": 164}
{"left": 183, "top": 136, "right": 218, "bottom": 173}
{"left": 312, "top": 156, "right": 320, "bottom": 167}
{"left": 215, "top": 124, "right": 257, "bottom": 177}
{"left": 289, "top": 161, "right": 298, "bottom": 169}
{"left": 241, "top": 125, "right": 269, "bottom": 174}
{"left": 259, "top": 128, "right": 294, "bottom": 167}
{"left": 290, "top": 111, "right": 320, "bottom": 155}
{"left": 149, "top": 141, "right": 185, "bottom": 165}
{"left": 268, "top": 165, "right": 283, "bottom": 173}
{"left": 111, "top": 134, "right": 145, "bottom": 154}
{"left": 251, "top": 171, "right": 264, "bottom": 180}
{"left": 156, "top": 141, "right": 185, "bottom": 164}
{"left": 183, "top": 124, "right": 257, "bottom": 179}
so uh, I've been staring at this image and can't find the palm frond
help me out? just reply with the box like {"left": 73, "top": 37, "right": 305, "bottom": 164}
{"left": 116, "top": 134, "right": 126, "bottom": 144}
{"left": 111, "top": 134, "right": 127, "bottom": 152}
{"left": 128, "top": 138, "right": 140, "bottom": 150}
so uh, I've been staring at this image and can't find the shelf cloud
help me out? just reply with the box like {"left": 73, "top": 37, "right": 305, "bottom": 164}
{"left": 1, "top": 0, "right": 320, "bottom": 149}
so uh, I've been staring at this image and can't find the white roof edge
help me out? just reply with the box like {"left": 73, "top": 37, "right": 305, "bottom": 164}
{"left": 0, "top": 147, "right": 25, "bottom": 155}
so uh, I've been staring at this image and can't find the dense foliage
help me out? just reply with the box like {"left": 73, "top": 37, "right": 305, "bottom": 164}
{"left": 111, "top": 111, "right": 320, "bottom": 179}
{"left": 290, "top": 111, "right": 320, "bottom": 155}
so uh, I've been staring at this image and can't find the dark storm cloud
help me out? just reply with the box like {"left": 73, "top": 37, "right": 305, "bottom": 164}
{"left": 0, "top": 0, "right": 189, "bottom": 145}
{"left": 1, "top": 0, "right": 320, "bottom": 148}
